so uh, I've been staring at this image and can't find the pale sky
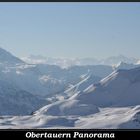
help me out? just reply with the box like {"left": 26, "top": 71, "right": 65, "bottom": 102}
{"left": 0, "top": 2, "right": 140, "bottom": 59}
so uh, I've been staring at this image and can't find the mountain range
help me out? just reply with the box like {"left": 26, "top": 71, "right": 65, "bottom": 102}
{"left": 0, "top": 47, "right": 140, "bottom": 129}
{"left": 21, "top": 54, "right": 139, "bottom": 68}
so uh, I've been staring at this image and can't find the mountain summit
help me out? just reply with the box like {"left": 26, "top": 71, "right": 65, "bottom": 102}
{"left": 0, "top": 47, "right": 24, "bottom": 65}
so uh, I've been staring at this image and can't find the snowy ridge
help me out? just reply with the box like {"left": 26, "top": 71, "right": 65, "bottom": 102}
{"left": 113, "top": 61, "right": 140, "bottom": 70}
{"left": 77, "top": 67, "right": 140, "bottom": 107}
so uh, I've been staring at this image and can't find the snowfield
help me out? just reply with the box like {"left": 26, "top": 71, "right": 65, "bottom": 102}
{"left": 0, "top": 106, "right": 140, "bottom": 129}
{"left": 0, "top": 47, "right": 140, "bottom": 129}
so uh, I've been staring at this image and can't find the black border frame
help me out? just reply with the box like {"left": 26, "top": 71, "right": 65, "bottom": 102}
{"left": 0, "top": 1, "right": 140, "bottom": 139}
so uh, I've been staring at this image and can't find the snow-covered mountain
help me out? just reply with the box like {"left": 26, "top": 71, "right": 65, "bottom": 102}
{"left": 76, "top": 67, "right": 140, "bottom": 107}
{"left": 1, "top": 47, "right": 140, "bottom": 129}
{"left": 0, "top": 47, "right": 113, "bottom": 115}
{"left": 0, "top": 63, "right": 113, "bottom": 97}
{"left": 22, "top": 56, "right": 79, "bottom": 68}
{"left": 25, "top": 66, "right": 140, "bottom": 129}
{"left": 113, "top": 61, "right": 140, "bottom": 70}
{"left": 43, "top": 66, "right": 140, "bottom": 109}
{"left": 100, "top": 55, "right": 138, "bottom": 65}
{"left": 0, "top": 48, "right": 48, "bottom": 115}
{"left": 21, "top": 54, "right": 139, "bottom": 67}
{"left": 1, "top": 64, "right": 68, "bottom": 97}
{"left": 47, "top": 73, "right": 101, "bottom": 102}
{"left": 0, "top": 78, "right": 47, "bottom": 115}
{"left": 136, "top": 60, "right": 140, "bottom": 65}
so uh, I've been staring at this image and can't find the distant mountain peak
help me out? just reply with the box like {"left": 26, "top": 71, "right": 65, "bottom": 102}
{"left": 113, "top": 61, "right": 140, "bottom": 70}
{"left": 0, "top": 47, "right": 24, "bottom": 65}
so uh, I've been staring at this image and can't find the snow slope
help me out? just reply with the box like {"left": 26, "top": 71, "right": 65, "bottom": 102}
{"left": 47, "top": 73, "right": 101, "bottom": 102}
{"left": 77, "top": 67, "right": 140, "bottom": 107}
{"left": 36, "top": 97, "right": 99, "bottom": 116}
{"left": 28, "top": 66, "right": 140, "bottom": 127}
{"left": 75, "top": 106, "right": 140, "bottom": 129}
{"left": 0, "top": 106, "right": 140, "bottom": 129}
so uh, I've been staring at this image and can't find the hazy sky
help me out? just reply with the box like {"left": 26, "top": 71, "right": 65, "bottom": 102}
{"left": 0, "top": 2, "right": 140, "bottom": 59}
